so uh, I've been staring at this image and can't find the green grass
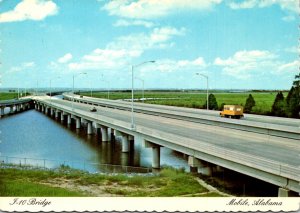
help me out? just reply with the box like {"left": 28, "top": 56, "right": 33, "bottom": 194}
{"left": 80, "top": 91, "right": 287, "bottom": 115}
{"left": 0, "top": 180, "right": 84, "bottom": 197}
{"left": 0, "top": 92, "right": 30, "bottom": 100}
{"left": 0, "top": 166, "right": 220, "bottom": 197}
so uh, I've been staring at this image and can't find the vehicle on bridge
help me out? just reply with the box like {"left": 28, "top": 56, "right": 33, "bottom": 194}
{"left": 90, "top": 107, "right": 97, "bottom": 112}
{"left": 220, "top": 105, "right": 244, "bottom": 119}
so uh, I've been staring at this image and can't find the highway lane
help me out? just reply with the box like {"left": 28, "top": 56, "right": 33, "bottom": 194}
{"left": 64, "top": 93, "right": 300, "bottom": 128}
{"left": 49, "top": 98, "right": 299, "bottom": 167}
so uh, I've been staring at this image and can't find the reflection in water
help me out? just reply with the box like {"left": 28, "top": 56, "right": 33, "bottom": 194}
{"left": 0, "top": 109, "right": 188, "bottom": 172}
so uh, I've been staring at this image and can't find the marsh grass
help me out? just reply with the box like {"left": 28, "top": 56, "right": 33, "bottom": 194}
{"left": 0, "top": 180, "right": 84, "bottom": 197}
{"left": 0, "top": 167, "right": 220, "bottom": 197}
{"left": 0, "top": 92, "right": 30, "bottom": 100}
{"left": 81, "top": 91, "right": 287, "bottom": 115}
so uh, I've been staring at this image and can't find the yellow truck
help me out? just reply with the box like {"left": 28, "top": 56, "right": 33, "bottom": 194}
{"left": 220, "top": 105, "right": 244, "bottom": 119}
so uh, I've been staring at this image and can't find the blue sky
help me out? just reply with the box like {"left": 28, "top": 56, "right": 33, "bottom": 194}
{"left": 0, "top": 0, "right": 299, "bottom": 90}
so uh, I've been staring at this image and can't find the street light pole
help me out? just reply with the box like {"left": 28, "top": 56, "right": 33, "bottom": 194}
{"left": 72, "top": 72, "right": 87, "bottom": 111}
{"left": 131, "top": 60, "right": 155, "bottom": 130}
{"left": 135, "top": 77, "right": 145, "bottom": 103}
{"left": 196, "top": 73, "right": 209, "bottom": 110}
{"left": 100, "top": 74, "right": 110, "bottom": 99}
{"left": 50, "top": 76, "right": 61, "bottom": 106}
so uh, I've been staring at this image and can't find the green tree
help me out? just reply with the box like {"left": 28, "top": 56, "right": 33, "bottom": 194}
{"left": 286, "top": 86, "right": 294, "bottom": 105}
{"left": 287, "top": 73, "right": 300, "bottom": 118}
{"left": 244, "top": 94, "right": 256, "bottom": 113}
{"left": 203, "top": 94, "right": 218, "bottom": 110}
{"left": 271, "top": 91, "right": 287, "bottom": 117}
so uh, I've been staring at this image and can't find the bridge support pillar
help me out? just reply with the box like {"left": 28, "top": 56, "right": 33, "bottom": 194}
{"left": 143, "top": 140, "right": 161, "bottom": 169}
{"left": 128, "top": 135, "right": 134, "bottom": 141}
{"left": 10, "top": 106, "right": 14, "bottom": 114}
{"left": 107, "top": 128, "right": 112, "bottom": 141}
{"left": 16, "top": 105, "right": 20, "bottom": 112}
{"left": 152, "top": 146, "right": 160, "bottom": 169}
{"left": 114, "top": 130, "right": 121, "bottom": 137}
{"left": 55, "top": 110, "right": 59, "bottom": 119}
{"left": 60, "top": 112, "right": 65, "bottom": 121}
{"left": 200, "top": 166, "right": 213, "bottom": 176}
{"left": 188, "top": 156, "right": 213, "bottom": 176}
{"left": 121, "top": 133, "right": 129, "bottom": 153}
{"left": 278, "top": 188, "right": 292, "bottom": 197}
{"left": 67, "top": 114, "right": 71, "bottom": 125}
{"left": 76, "top": 117, "right": 81, "bottom": 129}
{"left": 87, "top": 122, "right": 92, "bottom": 135}
{"left": 50, "top": 108, "right": 54, "bottom": 117}
{"left": 0, "top": 107, "right": 4, "bottom": 117}
{"left": 101, "top": 126, "right": 108, "bottom": 142}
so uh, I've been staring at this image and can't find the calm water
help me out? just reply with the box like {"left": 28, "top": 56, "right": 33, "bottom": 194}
{"left": 0, "top": 109, "right": 188, "bottom": 172}
{"left": 0, "top": 106, "right": 285, "bottom": 196}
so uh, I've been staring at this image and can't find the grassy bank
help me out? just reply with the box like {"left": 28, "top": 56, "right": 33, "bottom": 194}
{"left": 80, "top": 91, "right": 286, "bottom": 115}
{"left": 0, "top": 92, "right": 30, "bottom": 101}
{"left": 0, "top": 166, "right": 226, "bottom": 197}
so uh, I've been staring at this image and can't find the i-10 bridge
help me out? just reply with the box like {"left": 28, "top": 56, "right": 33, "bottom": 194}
{"left": 28, "top": 94, "right": 300, "bottom": 197}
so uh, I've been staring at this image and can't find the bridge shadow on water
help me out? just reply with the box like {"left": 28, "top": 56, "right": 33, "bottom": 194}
{"left": 198, "top": 168, "right": 299, "bottom": 197}
{"left": 3, "top": 109, "right": 297, "bottom": 196}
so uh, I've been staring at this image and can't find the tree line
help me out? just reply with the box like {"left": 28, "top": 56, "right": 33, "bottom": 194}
{"left": 204, "top": 73, "right": 299, "bottom": 118}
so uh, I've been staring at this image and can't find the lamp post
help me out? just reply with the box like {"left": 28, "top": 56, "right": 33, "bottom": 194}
{"left": 89, "top": 80, "right": 93, "bottom": 97}
{"left": 50, "top": 76, "right": 61, "bottom": 105}
{"left": 196, "top": 73, "right": 209, "bottom": 110}
{"left": 72, "top": 72, "right": 87, "bottom": 111}
{"left": 100, "top": 74, "right": 110, "bottom": 99}
{"left": 135, "top": 77, "right": 145, "bottom": 103}
{"left": 131, "top": 61, "right": 155, "bottom": 130}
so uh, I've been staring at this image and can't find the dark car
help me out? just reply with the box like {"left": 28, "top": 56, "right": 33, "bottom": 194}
{"left": 90, "top": 107, "right": 97, "bottom": 112}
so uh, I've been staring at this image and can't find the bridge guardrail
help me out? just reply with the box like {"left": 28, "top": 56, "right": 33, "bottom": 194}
{"left": 35, "top": 98, "right": 300, "bottom": 186}
{"left": 62, "top": 94, "right": 300, "bottom": 140}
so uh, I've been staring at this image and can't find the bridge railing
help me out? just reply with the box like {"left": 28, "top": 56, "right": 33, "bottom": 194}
{"left": 36, "top": 98, "right": 300, "bottom": 182}
{"left": 61, "top": 93, "right": 300, "bottom": 140}
{"left": 0, "top": 156, "right": 151, "bottom": 174}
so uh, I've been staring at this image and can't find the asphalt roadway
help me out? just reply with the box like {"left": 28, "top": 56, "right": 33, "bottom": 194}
{"left": 49, "top": 98, "right": 299, "bottom": 168}
{"left": 68, "top": 94, "right": 300, "bottom": 128}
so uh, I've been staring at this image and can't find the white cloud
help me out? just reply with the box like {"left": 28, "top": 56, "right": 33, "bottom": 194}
{"left": 22, "top": 62, "right": 35, "bottom": 67}
{"left": 0, "top": 0, "right": 58, "bottom": 23}
{"left": 58, "top": 53, "right": 73, "bottom": 63}
{"left": 214, "top": 50, "right": 281, "bottom": 79}
{"left": 282, "top": 15, "right": 296, "bottom": 22}
{"left": 8, "top": 61, "right": 35, "bottom": 73}
{"left": 68, "top": 48, "right": 141, "bottom": 71}
{"left": 228, "top": 0, "right": 299, "bottom": 13}
{"left": 113, "top": 19, "right": 155, "bottom": 28}
{"left": 228, "top": 0, "right": 257, "bottom": 9}
{"left": 284, "top": 46, "right": 299, "bottom": 53}
{"left": 68, "top": 26, "right": 185, "bottom": 71}
{"left": 102, "top": 0, "right": 222, "bottom": 19}
{"left": 109, "top": 26, "right": 185, "bottom": 53}
{"left": 140, "top": 57, "right": 207, "bottom": 74}
{"left": 277, "top": 60, "right": 299, "bottom": 73}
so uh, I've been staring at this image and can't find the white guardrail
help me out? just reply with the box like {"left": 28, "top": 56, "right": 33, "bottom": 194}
{"left": 35, "top": 98, "right": 300, "bottom": 190}
{"left": 62, "top": 93, "right": 300, "bottom": 140}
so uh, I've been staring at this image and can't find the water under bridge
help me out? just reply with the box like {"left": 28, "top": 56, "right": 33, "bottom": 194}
{"left": 1, "top": 94, "right": 299, "bottom": 196}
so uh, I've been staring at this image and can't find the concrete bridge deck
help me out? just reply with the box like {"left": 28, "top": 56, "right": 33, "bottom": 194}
{"left": 63, "top": 93, "right": 300, "bottom": 140}
{"left": 34, "top": 96, "right": 300, "bottom": 195}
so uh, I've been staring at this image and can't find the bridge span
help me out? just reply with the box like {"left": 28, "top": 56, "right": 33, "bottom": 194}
{"left": 0, "top": 98, "right": 32, "bottom": 117}
{"left": 33, "top": 95, "right": 300, "bottom": 196}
